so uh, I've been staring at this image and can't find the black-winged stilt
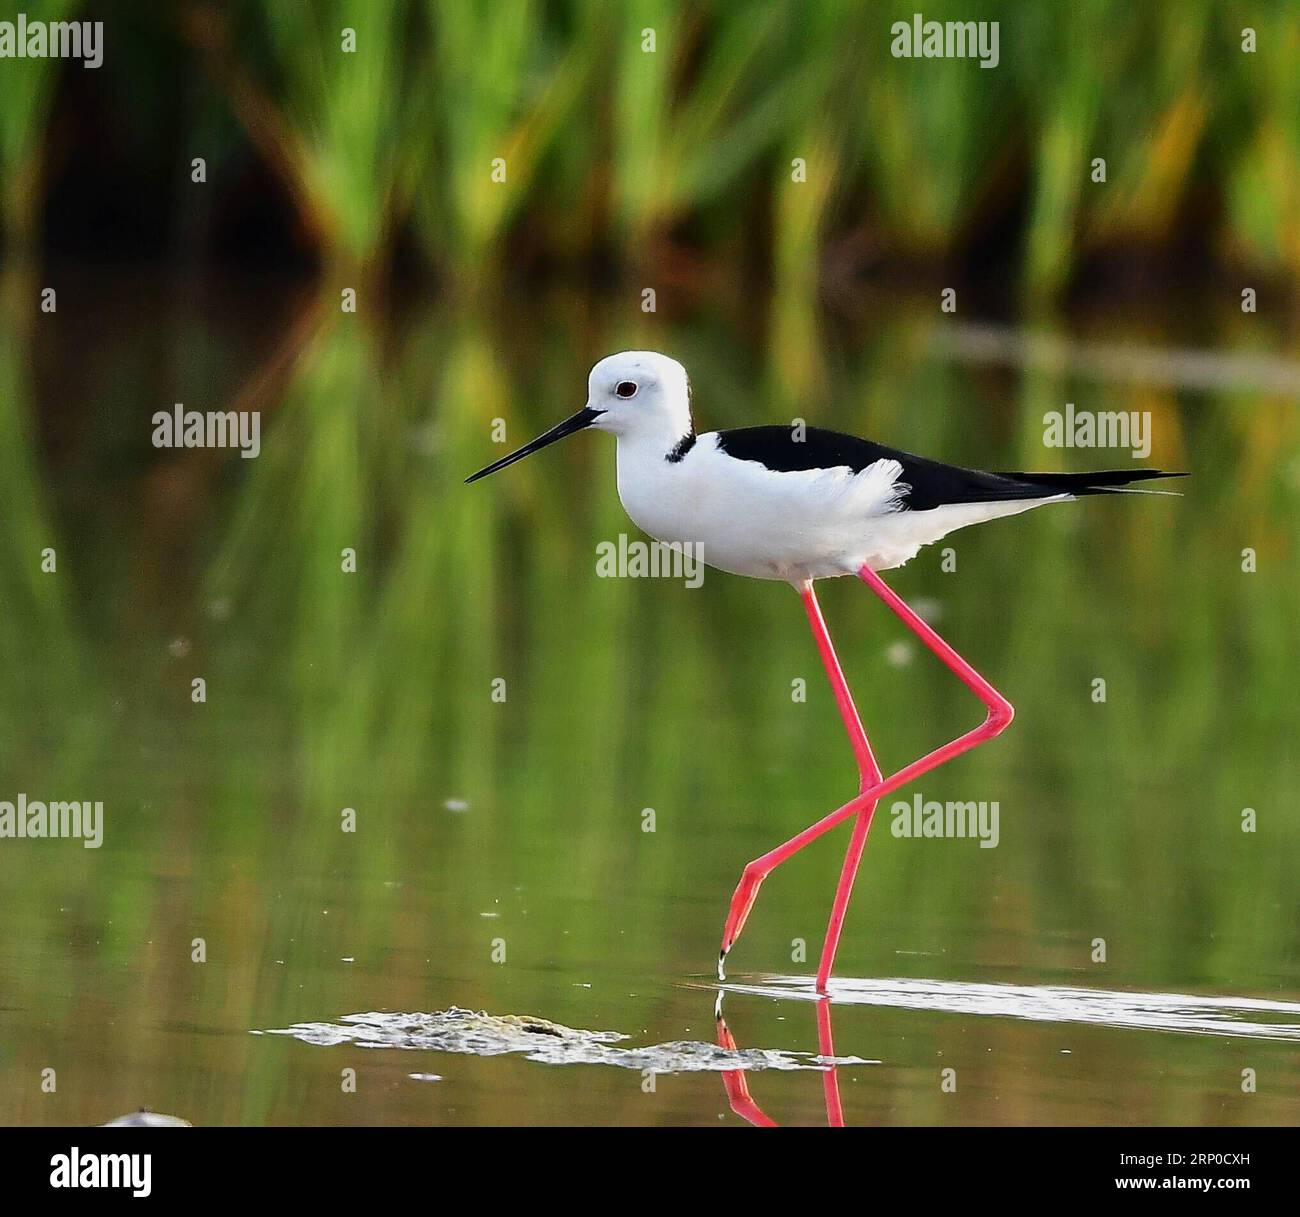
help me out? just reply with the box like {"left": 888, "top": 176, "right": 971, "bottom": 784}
{"left": 466, "top": 351, "right": 1183, "bottom": 991}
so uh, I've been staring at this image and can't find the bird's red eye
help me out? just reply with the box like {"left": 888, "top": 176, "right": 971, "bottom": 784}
{"left": 615, "top": 380, "right": 638, "bottom": 399}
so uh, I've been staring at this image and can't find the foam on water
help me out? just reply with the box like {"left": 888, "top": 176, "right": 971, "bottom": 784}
{"left": 255, "top": 1005, "right": 872, "bottom": 1073}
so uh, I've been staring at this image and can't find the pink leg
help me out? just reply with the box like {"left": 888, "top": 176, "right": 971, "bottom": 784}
{"left": 799, "top": 582, "right": 881, "bottom": 785}
{"left": 798, "top": 583, "right": 886, "bottom": 992}
{"left": 817, "top": 799, "right": 876, "bottom": 993}
{"left": 719, "top": 564, "right": 1014, "bottom": 975}
{"left": 720, "top": 581, "right": 882, "bottom": 978}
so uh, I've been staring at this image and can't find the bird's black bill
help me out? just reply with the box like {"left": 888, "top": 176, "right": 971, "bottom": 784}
{"left": 464, "top": 407, "right": 603, "bottom": 483}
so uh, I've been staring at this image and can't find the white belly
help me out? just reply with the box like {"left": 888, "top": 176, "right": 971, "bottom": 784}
{"left": 615, "top": 433, "right": 1064, "bottom": 583}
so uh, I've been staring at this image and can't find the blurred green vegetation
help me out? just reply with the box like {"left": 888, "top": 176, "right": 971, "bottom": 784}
{"left": 2, "top": 1, "right": 1299, "bottom": 300}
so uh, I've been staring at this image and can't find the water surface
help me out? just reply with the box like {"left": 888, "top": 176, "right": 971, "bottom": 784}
{"left": 2, "top": 273, "right": 1297, "bottom": 1125}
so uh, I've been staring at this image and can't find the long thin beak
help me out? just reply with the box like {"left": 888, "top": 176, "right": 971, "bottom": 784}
{"left": 464, "top": 407, "right": 603, "bottom": 484}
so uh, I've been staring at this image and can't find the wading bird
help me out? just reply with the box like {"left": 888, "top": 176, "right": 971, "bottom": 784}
{"left": 466, "top": 352, "right": 1182, "bottom": 991}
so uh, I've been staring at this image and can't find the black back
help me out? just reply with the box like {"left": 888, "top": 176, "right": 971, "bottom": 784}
{"left": 713, "top": 426, "right": 1045, "bottom": 510}
{"left": 713, "top": 426, "right": 1184, "bottom": 509}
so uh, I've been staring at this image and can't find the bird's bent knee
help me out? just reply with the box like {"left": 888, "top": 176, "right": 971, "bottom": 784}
{"left": 742, "top": 861, "right": 763, "bottom": 885}
{"left": 988, "top": 700, "right": 1015, "bottom": 733}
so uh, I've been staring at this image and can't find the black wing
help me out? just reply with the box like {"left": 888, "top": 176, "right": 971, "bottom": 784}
{"left": 714, "top": 426, "right": 1185, "bottom": 510}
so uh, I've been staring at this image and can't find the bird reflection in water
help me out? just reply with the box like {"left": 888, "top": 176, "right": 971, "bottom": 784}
{"left": 715, "top": 992, "right": 847, "bottom": 1127}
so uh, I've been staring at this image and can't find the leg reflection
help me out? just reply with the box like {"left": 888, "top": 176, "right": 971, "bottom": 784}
{"left": 716, "top": 991, "right": 845, "bottom": 1127}
{"left": 715, "top": 991, "right": 777, "bottom": 1127}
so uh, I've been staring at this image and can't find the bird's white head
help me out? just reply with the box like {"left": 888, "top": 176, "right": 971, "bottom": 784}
{"left": 465, "top": 350, "right": 692, "bottom": 483}
{"left": 583, "top": 351, "right": 692, "bottom": 443}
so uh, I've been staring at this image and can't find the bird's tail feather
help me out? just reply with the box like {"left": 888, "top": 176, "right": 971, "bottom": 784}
{"left": 995, "top": 469, "right": 1187, "bottom": 497}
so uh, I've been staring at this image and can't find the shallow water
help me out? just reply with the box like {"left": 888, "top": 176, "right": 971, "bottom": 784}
{"left": 1, "top": 273, "right": 1297, "bottom": 1125}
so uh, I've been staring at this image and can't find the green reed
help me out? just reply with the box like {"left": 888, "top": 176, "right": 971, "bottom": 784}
{"left": 54, "top": 1, "right": 1286, "bottom": 296}
{"left": 0, "top": 0, "right": 79, "bottom": 249}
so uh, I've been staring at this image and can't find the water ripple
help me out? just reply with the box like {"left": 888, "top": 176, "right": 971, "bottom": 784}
{"left": 714, "top": 975, "right": 1300, "bottom": 1041}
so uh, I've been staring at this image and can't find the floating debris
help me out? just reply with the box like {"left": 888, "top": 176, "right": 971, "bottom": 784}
{"left": 256, "top": 1006, "right": 864, "bottom": 1074}
{"left": 101, "top": 1109, "right": 191, "bottom": 1128}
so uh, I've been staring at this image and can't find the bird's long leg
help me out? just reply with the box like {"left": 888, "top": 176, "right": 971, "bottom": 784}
{"left": 801, "top": 582, "right": 886, "bottom": 992}
{"left": 719, "top": 565, "right": 1014, "bottom": 975}
{"left": 817, "top": 800, "right": 877, "bottom": 993}
{"left": 719, "top": 581, "right": 883, "bottom": 980}
{"left": 799, "top": 581, "right": 881, "bottom": 784}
